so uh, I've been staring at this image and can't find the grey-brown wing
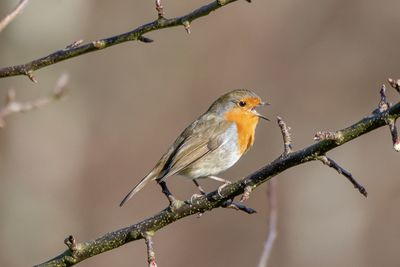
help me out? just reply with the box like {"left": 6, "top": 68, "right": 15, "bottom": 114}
{"left": 156, "top": 119, "right": 234, "bottom": 181}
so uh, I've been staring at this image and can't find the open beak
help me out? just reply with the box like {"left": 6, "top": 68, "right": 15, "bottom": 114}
{"left": 252, "top": 110, "right": 269, "bottom": 121}
{"left": 251, "top": 101, "right": 270, "bottom": 121}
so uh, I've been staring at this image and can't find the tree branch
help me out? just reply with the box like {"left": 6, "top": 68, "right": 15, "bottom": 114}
{"left": 0, "top": 73, "right": 68, "bottom": 128}
{"left": 0, "top": 0, "right": 244, "bottom": 81}
{"left": 35, "top": 82, "right": 400, "bottom": 267}
{"left": 0, "top": 0, "right": 30, "bottom": 32}
{"left": 257, "top": 179, "right": 278, "bottom": 267}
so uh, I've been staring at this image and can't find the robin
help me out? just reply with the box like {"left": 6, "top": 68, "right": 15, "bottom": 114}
{"left": 120, "top": 89, "right": 268, "bottom": 206}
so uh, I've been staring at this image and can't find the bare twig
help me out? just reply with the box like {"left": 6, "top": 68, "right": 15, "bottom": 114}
{"left": 0, "top": 0, "right": 244, "bottom": 81}
{"left": 257, "top": 116, "right": 292, "bottom": 267}
{"left": 375, "top": 82, "right": 399, "bottom": 151}
{"left": 182, "top": 20, "right": 191, "bottom": 34}
{"left": 317, "top": 156, "right": 367, "bottom": 197}
{"left": 0, "top": 73, "right": 68, "bottom": 127}
{"left": 277, "top": 116, "right": 292, "bottom": 156}
{"left": 35, "top": 82, "right": 400, "bottom": 267}
{"left": 145, "top": 235, "right": 157, "bottom": 267}
{"left": 64, "top": 235, "right": 78, "bottom": 254}
{"left": 0, "top": 0, "right": 30, "bottom": 32}
{"left": 155, "top": 0, "right": 164, "bottom": 18}
{"left": 388, "top": 121, "right": 399, "bottom": 151}
{"left": 378, "top": 84, "right": 389, "bottom": 112}
{"left": 388, "top": 78, "right": 400, "bottom": 94}
{"left": 257, "top": 179, "right": 278, "bottom": 267}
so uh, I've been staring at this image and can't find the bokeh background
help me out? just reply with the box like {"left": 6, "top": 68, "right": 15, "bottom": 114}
{"left": 1, "top": 0, "right": 399, "bottom": 266}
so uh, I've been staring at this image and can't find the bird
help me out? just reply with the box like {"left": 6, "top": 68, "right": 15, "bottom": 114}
{"left": 120, "top": 89, "right": 268, "bottom": 207}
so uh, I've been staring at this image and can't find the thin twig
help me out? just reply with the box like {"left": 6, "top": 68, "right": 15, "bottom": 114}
{"left": 257, "top": 179, "right": 278, "bottom": 267}
{"left": 64, "top": 235, "right": 78, "bottom": 255}
{"left": 388, "top": 78, "right": 400, "bottom": 94}
{"left": 155, "top": 0, "right": 164, "bottom": 18}
{"left": 317, "top": 156, "right": 367, "bottom": 197}
{"left": 257, "top": 116, "right": 292, "bottom": 267}
{"left": 0, "top": 0, "right": 244, "bottom": 81}
{"left": 277, "top": 116, "right": 292, "bottom": 156}
{"left": 388, "top": 121, "right": 400, "bottom": 151}
{"left": 0, "top": 73, "right": 69, "bottom": 128}
{"left": 375, "top": 82, "right": 399, "bottom": 151}
{"left": 378, "top": 84, "right": 389, "bottom": 112}
{"left": 145, "top": 235, "right": 157, "bottom": 267}
{"left": 0, "top": 0, "right": 30, "bottom": 32}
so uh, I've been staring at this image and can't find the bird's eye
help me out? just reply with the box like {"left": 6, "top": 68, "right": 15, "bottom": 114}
{"left": 239, "top": 101, "right": 246, "bottom": 107}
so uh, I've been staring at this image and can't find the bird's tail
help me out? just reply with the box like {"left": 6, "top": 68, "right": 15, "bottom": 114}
{"left": 119, "top": 170, "right": 158, "bottom": 207}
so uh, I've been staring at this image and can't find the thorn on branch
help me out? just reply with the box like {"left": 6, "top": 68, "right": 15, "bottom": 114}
{"left": 138, "top": 36, "right": 154, "bottom": 43}
{"left": 144, "top": 235, "right": 157, "bottom": 267}
{"left": 314, "top": 130, "right": 343, "bottom": 143}
{"left": 155, "top": 0, "right": 164, "bottom": 18}
{"left": 64, "top": 235, "right": 78, "bottom": 254}
{"left": 388, "top": 78, "right": 400, "bottom": 94}
{"left": 317, "top": 155, "right": 367, "bottom": 197}
{"left": 26, "top": 70, "right": 37, "bottom": 83}
{"left": 182, "top": 20, "right": 191, "bottom": 34}
{"left": 277, "top": 116, "right": 292, "bottom": 156}
{"left": 221, "top": 200, "right": 257, "bottom": 214}
{"left": 0, "top": 73, "right": 69, "bottom": 128}
{"left": 65, "top": 39, "right": 83, "bottom": 50}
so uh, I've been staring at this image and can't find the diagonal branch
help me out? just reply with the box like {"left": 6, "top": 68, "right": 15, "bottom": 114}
{"left": 0, "top": 73, "right": 68, "bottom": 128}
{"left": 317, "top": 156, "right": 367, "bottom": 197}
{"left": 0, "top": 0, "right": 245, "bottom": 81}
{"left": 35, "top": 82, "right": 400, "bottom": 267}
{"left": 0, "top": 0, "right": 30, "bottom": 32}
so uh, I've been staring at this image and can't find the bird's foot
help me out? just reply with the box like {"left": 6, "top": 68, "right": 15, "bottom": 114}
{"left": 217, "top": 181, "right": 232, "bottom": 197}
{"left": 169, "top": 198, "right": 185, "bottom": 212}
{"left": 188, "top": 193, "right": 205, "bottom": 205}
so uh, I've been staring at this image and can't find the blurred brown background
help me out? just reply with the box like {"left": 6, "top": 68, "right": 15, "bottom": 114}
{"left": 1, "top": 0, "right": 400, "bottom": 266}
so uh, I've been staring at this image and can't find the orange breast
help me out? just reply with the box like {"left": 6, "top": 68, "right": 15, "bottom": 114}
{"left": 225, "top": 108, "right": 259, "bottom": 154}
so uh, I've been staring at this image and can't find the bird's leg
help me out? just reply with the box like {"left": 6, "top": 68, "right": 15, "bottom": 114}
{"left": 190, "top": 179, "right": 206, "bottom": 204}
{"left": 193, "top": 179, "right": 206, "bottom": 195}
{"left": 158, "top": 181, "right": 176, "bottom": 205}
{"left": 207, "top": 176, "right": 232, "bottom": 197}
